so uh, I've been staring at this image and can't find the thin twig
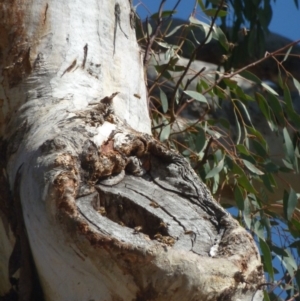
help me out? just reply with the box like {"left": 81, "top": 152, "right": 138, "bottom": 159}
{"left": 177, "top": 38, "right": 300, "bottom": 115}
{"left": 152, "top": 121, "right": 168, "bottom": 130}
{"left": 196, "top": 136, "right": 214, "bottom": 167}
{"left": 144, "top": 0, "right": 181, "bottom": 94}
{"left": 175, "top": 66, "right": 207, "bottom": 116}
{"left": 169, "top": 0, "right": 226, "bottom": 122}
{"left": 191, "top": 0, "right": 198, "bottom": 16}
{"left": 143, "top": 0, "right": 167, "bottom": 67}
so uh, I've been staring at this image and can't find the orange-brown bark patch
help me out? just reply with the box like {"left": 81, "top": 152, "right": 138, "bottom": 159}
{"left": 53, "top": 172, "right": 78, "bottom": 215}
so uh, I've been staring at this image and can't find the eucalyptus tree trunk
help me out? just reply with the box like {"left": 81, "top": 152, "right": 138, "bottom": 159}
{"left": 0, "top": 1, "right": 264, "bottom": 301}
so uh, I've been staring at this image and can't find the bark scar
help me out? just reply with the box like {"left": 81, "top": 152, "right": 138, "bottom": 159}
{"left": 82, "top": 44, "right": 88, "bottom": 69}
{"left": 43, "top": 3, "right": 49, "bottom": 25}
{"left": 61, "top": 59, "right": 77, "bottom": 77}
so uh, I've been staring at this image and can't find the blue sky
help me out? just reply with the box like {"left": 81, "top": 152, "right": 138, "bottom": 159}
{"left": 135, "top": 0, "right": 300, "bottom": 41}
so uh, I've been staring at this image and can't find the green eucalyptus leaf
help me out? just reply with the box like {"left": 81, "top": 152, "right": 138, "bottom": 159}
{"left": 239, "top": 177, "right": 257, "bottom": 194}
{"left": 283, "top": 46, "right": 293, "bottom": 62}
{"left": 282, "top": 84, "right": 300, "bottom": 128}
{"left": 150, "top": 10, "right": 177, "bottom": 19}
{"left": 289, "top": 240, "right": 300, "bottom": 249}
{"left": 205, "top": 157, "right": 225, "bottom": 179}
{"left": 254, "top": 220, "right": 265, "bottom": 240}
{"left": 243, "top": 196, "right": 252, "bottom": 230}
{"left": 274, "top": 252, "right": 295, "bottom": 287}
{"left": 271, "top": 244, "right": 289, "bottom": 257}
{"left": 237, "top": 100, "right": 254, "bottom": 128}
{"left": 283, "top": 189, "right": 289, "bottom": 220}
{"left": 284, "top": 84, "right": 293, "bottom": 110}
{"left": 236, "top": 144, "right": 250, "bottom": 156}
{"left": 248, "top": 28, "right": 256, "bottom": 57}
{"left": 259, "top": 238, "right": 274, "bottom": 281}
{"left": 252, "top": 140, "right": 268, "bottom": 158}
{"left": 234, "top": 85, "right": 253, "bottom": 101}
{"left": 283, "top": 127, "right": 295, "bottom": 165}
{"left": 189, "top": 16, "right": 213, "bottom": 42}
{"left": 256, "top": 93, "right": 270, "bottom": 119}
{"left": 223, "top": 78, "right": 238, "bottom": 89}
{"left": 282, "top": 159, "right": 294, "bottom": 170}
{"left": 160, "top": 123, "right": 170, "bottom": 142}
{"left": 262, "top": 82, "right": 279, "bottom": 96}
{"left": 154, "top": 64, "right": 172, "bottom": 80}
{"left": 256, "top": 92, "right": 277, "bottom": 131}
{"left": 213, "top": 86, "right": 227, "bottom": 100}
{"left": 243, "top": 159, "right": 264, "bottom": 175}
{"left": 263, "top": 161, "right": 279, "bottom": 173}
{"left": 247, "top": 126, "right": 267, "bottom": 147}
{"left": 159, "top": 88, "right": 168, "bottom": 113}
{"left": 195, "top": 127, "right": 207, "bottom": 154}
{"left": 165, "top": 24, "right": 186, "bottom": 38}
{"left": 278, "top": 68, "right": 284, "bottom": 89}
{"left": 207, "top": 0, "right": 223, "bottom": 5}
{"left": 172, "top": 65, "right": 187, "bottom": 72}
{"left": 184, "top": 90, "right": 208, "bottom": 103}
{"left": 234, "top": 185, "right": 244, "bottom": 211}
{"left": 263, "top": 291, "right": 271, "bottom": 301}
{"left": 203, "top": 8, "right": 227, "bottom": 17}
{"left": 290, "top": 219, "right": 300, "bottom": 237}
{"left": 293, "top": 77, "right": 300, "bottom": 95}
{"left": 206, "top": 128, "right": 222, "bottom": 139}
{"left": 197, "top": 0, "right": 205, "bottom": 10}
{"left": 267, "top": 92, "right": 285, "bottom": 126}
{"left": 239, "top": 70, "right": 262, "bottom": 85}
{"left": 233, "top": 108, "right": 242, "bottom": 144}
{"left": 283, "top": 249, "right": 298, "bottom": 271}
{"left": 259, "top": 2, "right": 272, "bottom": 28}
{"left": 261, "top": 174, "right": 275, "bottom": 193}
{"left": 233, "top": 163, "right": 257, "bottom": 194}
{"left": 261, "top": 216, "right": 272, "bottom": 241}
{"left": 214, "top": 149, "right": 223, "bottom": 161}
{"left": 190, "top": 28, "right": 202, "bottom": 45}
{"left": 295, "top": 270, "right": 300, "bottom": 294}
{"left": 156, "top": 41, "right": 179, "bottom": 50}
{"left": 287, "top": 188, "right": 298, "bottom": 221}
{"left": 146, "top": 23, "right": 153, "bottom": 36}
{"left": 199, "top": 79, "right": 209, "bottom": 90}
{"left": 212, "top": 172, "right": 219, "bottom": 194}
{"left": 189, "top": 16, "right": 211, "bottom": 28}
{"left": 218, "top": 118, "right": 230, "bottom": 129}
{"left": 213, "top": 26, "right": 228, "bottom": 51}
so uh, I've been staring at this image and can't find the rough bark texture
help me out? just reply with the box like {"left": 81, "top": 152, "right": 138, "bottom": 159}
{"left": 0, "top": 0, "right": 264, "bottom": 300}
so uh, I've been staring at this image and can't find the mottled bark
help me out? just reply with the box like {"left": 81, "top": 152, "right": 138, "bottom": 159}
{"left": 0, "top": 0, "right": 264, "bottom": 300}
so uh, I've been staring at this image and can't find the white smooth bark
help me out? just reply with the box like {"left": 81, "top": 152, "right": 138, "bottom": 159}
{"left": 0, "top": 1, "right": 264, "bottom": 301}
{"left": 0, "top": 1, "right": 149, "bottom": 299}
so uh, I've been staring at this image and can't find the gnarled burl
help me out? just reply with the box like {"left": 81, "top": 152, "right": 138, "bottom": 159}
{"left": 2, "top": 95, "right": 264, "bottom": 300}
{"left": 0, "top": 1, "right": 264, "bottom": 300}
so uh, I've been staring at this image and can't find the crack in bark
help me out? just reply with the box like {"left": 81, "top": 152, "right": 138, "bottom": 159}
{"left": 16, "top": 110, "right": 264, "bottom": 299}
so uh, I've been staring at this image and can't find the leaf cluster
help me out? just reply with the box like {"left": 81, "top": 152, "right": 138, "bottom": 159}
{"left": 137, "top": 0, "right": 300, "bottom": 299}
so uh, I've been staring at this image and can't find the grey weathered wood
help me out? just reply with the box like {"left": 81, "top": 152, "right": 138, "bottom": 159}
{"left": 0, "top": 1, "right": 264, "bottom": 300}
